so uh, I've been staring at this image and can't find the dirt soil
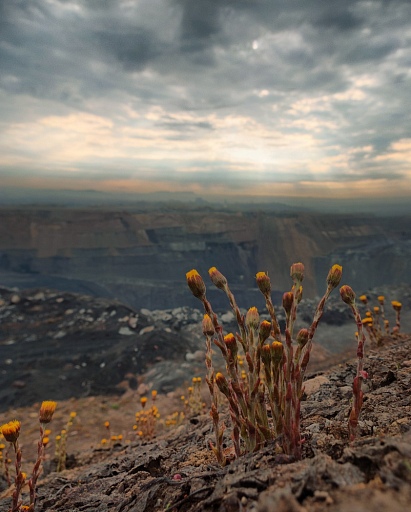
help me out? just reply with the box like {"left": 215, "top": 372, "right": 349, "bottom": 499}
{"left": 1, "top": 334, "right": 411, "bottom": 512}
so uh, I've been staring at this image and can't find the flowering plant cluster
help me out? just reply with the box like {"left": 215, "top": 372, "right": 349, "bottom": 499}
{"left": 133, "top": 391, "right": 160, "bottom": 440}
{"left": 0, "top": 400, "right": 57, "bottom": 512}
{"left": 186, "top": 263, "right": 343, "bottom": 464}
{"left": 357, "top": 294, "right": 403, "bottom": 345}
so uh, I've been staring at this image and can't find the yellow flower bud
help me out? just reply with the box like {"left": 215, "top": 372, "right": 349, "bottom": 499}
{"left": 208, "top": 267, "right": 227, "bottom": 290}
{"left": 327, "top": 264, "right": 343, "bottom": 289}
{"left": 296, "top": 328, "right": 309, "bottom": 348}
{"left": 261, "top": 344, "right": 272, "bottom": 366}
{"left": 245, "top": 306, "right": 259, "bottom": 330}
{"left": 271, "top": 341, "right": 284, "bottom": 364}
{"left": 290, "top": 262, "right": 304, "bottom": 283}
{"left": 340, "top": 285, "right": 356, "bottom": 305}
{"left": 282, "top": 291, "right": 293, "bottom": 313}
{"left": 186, "top": 269, "right": 206, "bottom": 299}
{"left": 202, "top": 314, "right": 214, "bottom": 336}
{"left": 259, "top": 320, "right": 271, "bottom": 342}
{"left": 215, "top": 372, "right": 229, "bottom": 395}
{"left": 224, "top": 332, "right": 237, "bottom": 352}
{"left": 256, "top": 272, "right": 271, "bottom": 295}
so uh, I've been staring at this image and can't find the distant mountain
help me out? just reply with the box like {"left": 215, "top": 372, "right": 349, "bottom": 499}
{"left": 1, "top": 186, "right": 410, "bottom": 215}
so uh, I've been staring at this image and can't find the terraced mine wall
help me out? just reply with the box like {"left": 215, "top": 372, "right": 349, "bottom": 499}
{"left": 0, "top": 207, "right": 410, "bottom": 309}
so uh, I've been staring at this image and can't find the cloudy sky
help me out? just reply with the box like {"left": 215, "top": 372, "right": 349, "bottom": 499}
{"left": 1, "top": 0, "right": 411, "bottom": 200}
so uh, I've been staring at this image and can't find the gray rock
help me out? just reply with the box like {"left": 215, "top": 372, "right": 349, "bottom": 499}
{"left": 185, "top": 350, "right": 204, "bottom": 362}
{"left": 221, "top": 311, "right": 235, "bottom": 323}
{"left": 118, "top": 326, "right": 135, "bottom": 336}
{"left": 139, "top": 325, "right": 155, "bottom": 335}
{"left": 10, "top": 294, "right": 21, "bottom": 304}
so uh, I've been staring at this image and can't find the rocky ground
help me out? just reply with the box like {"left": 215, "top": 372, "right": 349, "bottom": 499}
{"left": 0, "top": 334, "right": 410, "bottom": 511}
{"left": 0, "top": 286, "right": 410, "bottom": 511}
{"left": 1, "top": 284, "right": 410, "bottom": 412}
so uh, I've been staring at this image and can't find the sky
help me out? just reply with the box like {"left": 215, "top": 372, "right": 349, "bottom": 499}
{"left": 1, "top": 0, "right": 411, "bottom": 200}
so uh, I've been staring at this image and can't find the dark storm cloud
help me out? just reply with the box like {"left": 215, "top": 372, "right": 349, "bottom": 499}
{"left": 177, "top": 0, "right": 222, "bottom": 42}
{"left": 94, "top": 26, "right": 161, "bottom": 70}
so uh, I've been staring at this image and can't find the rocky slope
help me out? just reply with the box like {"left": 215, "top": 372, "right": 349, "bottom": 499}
{"left": 0, "top": 334, "right": 410, "bottom": 512}
{"left": 0, "top": 207, "right": 410, "bottom": 309}
{"left": 1, "top": 284, "right": 410, "bottom": 414}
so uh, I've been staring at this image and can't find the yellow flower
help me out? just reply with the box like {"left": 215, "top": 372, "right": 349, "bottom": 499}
{"left": 104, "top": 421, "right": 110, "bottom": 429}
{"left": 359, "top": 294, "right": 368, "bottom": 304}
{"left": 42, "top": 437, "right": 50, "bottom": 446}
{"left": 362, "top": 317, "right": 373, "bottom": 325}
{"left": 1, "top": 420, "right": 21, "bottom": 444}
{"left": 377, "top": 295, "right": 385, "bottom": 304}
{"left": 70, "top": 412, "right": 77, "bottom": 419}
{"left": 39, "top": 401, "right": 57, "bottom": 424}
{"left": 140, "top": 397, "right": 148, "bottom": 408}
{"left": 391, "top": 301, "right": 402, "bottom": 311}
